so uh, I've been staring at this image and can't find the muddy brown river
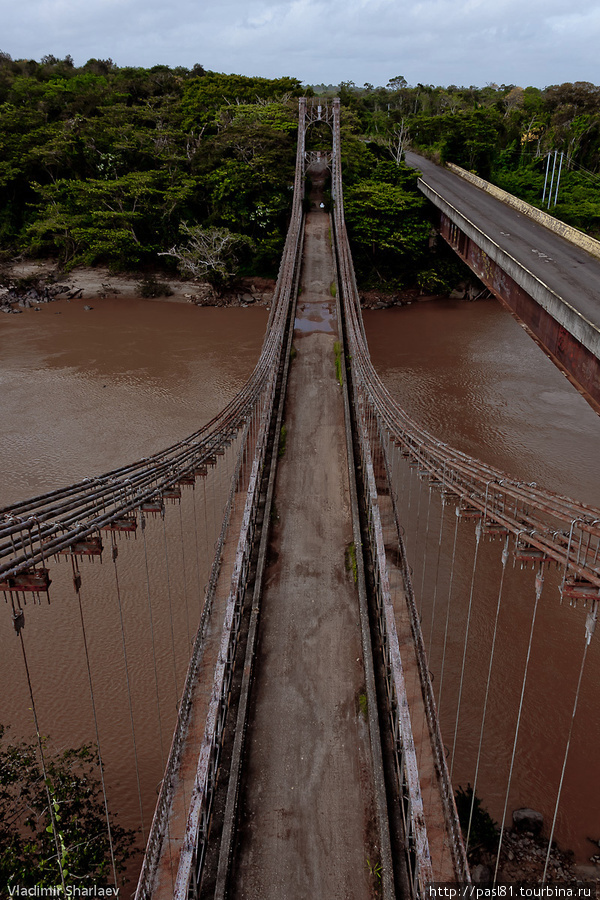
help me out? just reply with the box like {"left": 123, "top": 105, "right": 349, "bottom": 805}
{"left": 364, "top": 298, "right": 600, "bottom": 870}
{"left": 1, "top": 293, "right": 599, "bottom": 886}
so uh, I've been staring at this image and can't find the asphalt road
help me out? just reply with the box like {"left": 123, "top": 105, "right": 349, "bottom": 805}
{"left": 405, "top": 151, "right": 600, "bottom": 331}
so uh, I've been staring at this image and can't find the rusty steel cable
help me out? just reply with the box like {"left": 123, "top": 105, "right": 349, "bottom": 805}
{"left": 0, "top": 140, "right": 304, "bottom": 586}
{"left": 333, "top": 144, "right": 600, "bottom": 598}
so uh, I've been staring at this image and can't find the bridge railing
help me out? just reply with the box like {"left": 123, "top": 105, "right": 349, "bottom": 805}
{"left": 330, "top": 99, "right": 459, "bottom": 894}
{"left": 172, "top": 368, "right": 275, "bottom": 898}
{"left": 331, "top": 101, "right": 600, "bottom": 891}
{"left": 136, "top": 97, "right": 308, "bottom": 900}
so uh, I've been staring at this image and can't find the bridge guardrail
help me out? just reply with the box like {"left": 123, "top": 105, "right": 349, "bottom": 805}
{"left": 136, "top": 97, "right": 308, "bottom": 900}
{"left": 446, "top": 161, "right": 600, "bottom": 263}
{"left": 330, "top": 99, "right": 454, "bottom": 894}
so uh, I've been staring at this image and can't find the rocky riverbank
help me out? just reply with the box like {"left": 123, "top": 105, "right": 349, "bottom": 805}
{"left": 469, "top": 808, "right": 600, "bottom": 887}
{"left": 0, "top": 261, "right": 276, "bottom": 313}
{"left": 1, "top": 261, "right": 490, "bottom": 316}
{"left": 359, "top": 281, "right": 492, "bottom": 309}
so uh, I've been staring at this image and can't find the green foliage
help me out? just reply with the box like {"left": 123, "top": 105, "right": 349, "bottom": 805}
{"left": 137, "top": 274, "right": 173, "bottom": 297}
{"left": 494, "top": 162, "right": 600, "bottom": 237}
{"left": 334, "top": 341, "right": 343, "bottom": 385}
{"left": 358, "top": 692, "right": 368, "bottom": 718}
{"left": 344, "top": 162, "right": 431, "bottom": 289}
{"left": 345, "top": 542, "right": 358, "bottom": 583}
{"left": 180, "top": 72, "right": 304, "bottom": 129}
{"left": 25, "top": 170, "right": 188, "bottom": 269}
{"left": 416, "top": 241, "right": 475, "bottom": 294}
{"left": 366, "top": 855, "right": 382, "bottom": 881}
{"left": 0, "top": 726, "right": 135, "bottom": 892}
{"left": 455, "top": 784, "right": 498, "bottom": 855}
{"left": 0, "top": 56, "right": 299, "bottom": 274}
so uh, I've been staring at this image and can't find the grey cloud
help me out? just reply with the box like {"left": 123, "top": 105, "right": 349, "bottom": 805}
{"left": 2, "top": 0, "right": 599, "bottom": 86}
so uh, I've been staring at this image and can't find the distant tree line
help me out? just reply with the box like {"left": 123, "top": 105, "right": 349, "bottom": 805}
{"left": 0, "top": 53, "right": 304, "bottom": 278}
{"left": 330, "top": 77, "right": 600, "bottom": 238}
{"left": 1, "top": 54, "right": 599, "bottom": 292}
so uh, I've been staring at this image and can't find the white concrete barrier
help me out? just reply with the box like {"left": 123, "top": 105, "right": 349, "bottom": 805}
{"left": 447, "top": 162, "right": 600, "bottom": 262}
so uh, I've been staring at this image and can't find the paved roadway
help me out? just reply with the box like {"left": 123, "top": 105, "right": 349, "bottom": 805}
{"left": 230, "top": 191, "right": 379, "bottom": 899}
{"left": 405, "top": 151, "right": 600, "bottom": 332}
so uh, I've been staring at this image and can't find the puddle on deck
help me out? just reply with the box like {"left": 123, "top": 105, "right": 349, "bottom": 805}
{"left": 294, "top": 300, "right": 336, "bottom": 334}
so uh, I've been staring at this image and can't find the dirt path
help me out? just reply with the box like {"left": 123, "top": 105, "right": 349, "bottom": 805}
{"left": 230, "top": 197, "right": 379, "bottom": 899}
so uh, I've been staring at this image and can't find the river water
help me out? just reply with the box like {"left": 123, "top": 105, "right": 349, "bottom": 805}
{"left": 0, "top": 297, "right": 268, "bottom": 506}
{"left": 364, "top": 297, "right": 600, "bottom": 867}
{"left": 1, "top": 294, "right": 599, "bottom": 883}
{"left": 0, "top": 296, "right": 268, "bottom": 891}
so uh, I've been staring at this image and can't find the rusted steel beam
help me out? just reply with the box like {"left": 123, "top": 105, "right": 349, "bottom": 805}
{"left": 0, "top": 568, "right": 51, "bottom": 593}
{"left": 437, "top": 204, "right": 600, "bottom": 415}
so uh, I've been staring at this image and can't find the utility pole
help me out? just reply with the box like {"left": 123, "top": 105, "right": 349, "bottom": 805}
{"left": 542, "top": 152, "right": 552, "bottom": 204}
{"left": 553, "top": 152, "right": 564, "bottom": 207}
{"left": 544, "top": 150, "right": 564, "bottom": 209}
{"left": 546, "top": 150, "right": 558, "bottom": 209}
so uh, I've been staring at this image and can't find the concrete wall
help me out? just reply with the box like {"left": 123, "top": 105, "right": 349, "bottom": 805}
{"left": 419, "top": 178, "right": 600, "bottom": 360}
{"left": 446, "top": 162, "right": 600, "bottom": 262}
{"left": 419, "top": 179, "right": 600, "bottom": 411}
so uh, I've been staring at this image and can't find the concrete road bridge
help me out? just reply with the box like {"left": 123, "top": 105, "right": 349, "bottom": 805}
{"left": 405, "top": 150, "right": 600, "bottom": 414}
{"left": 2, "top": 99, "right": 600, "bottom": 899}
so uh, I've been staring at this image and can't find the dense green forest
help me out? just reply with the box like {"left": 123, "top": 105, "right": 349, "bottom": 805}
{"left": 337, "top": 78, "right": 600, "bottom": 234}
{"left": 1, "top": 53, "right": 599, "bottom": 292}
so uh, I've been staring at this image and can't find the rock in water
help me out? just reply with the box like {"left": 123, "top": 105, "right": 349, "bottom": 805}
{"left": 513, "top": 808, "right": 544, "bottom": 835}
{"left": 471, "top": 864, "right": 492, "bottom": 885}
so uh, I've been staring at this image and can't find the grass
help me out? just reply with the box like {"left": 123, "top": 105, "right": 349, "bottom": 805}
{"left": 334, "top": 341, "right": 343, "bottom": 386}
{"left": 329, "top": 281, "right": 337, "bottom": 297}
{"left": 345, "top": 542, "right": 358, "bottom": 583}
{"left": 290, "top": 345, "right": 297, "bottom": 361}
{"left": 358, "top": 691, "right": 368, "bottom": 719}
{"left": 366, "top": 857, "right": 382, "bottom": 882}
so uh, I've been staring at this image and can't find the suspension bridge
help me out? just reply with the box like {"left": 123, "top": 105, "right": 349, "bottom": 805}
{"left": 2, "top": 98, "right": 600, "bottom": 899}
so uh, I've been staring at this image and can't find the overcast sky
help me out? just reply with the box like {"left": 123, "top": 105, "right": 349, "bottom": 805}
{"left": 2, "top": 0, "right": 599, "bottom": 89}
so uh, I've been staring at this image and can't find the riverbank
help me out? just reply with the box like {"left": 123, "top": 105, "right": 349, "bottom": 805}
{"left": 0, "top": 260, "right": 276, "bottom": 311}
{"left": 1, "top": 260, "right": 489, "bottom": 315}
{"left": 470, "top": 822, "right": 600, "bottom": 885}
{"left": 359, "top": 281, "right": 491, "bottom": 309}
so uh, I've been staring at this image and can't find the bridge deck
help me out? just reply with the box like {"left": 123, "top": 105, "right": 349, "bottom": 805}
{"left": 229, "top": 202, "right": 379, "bottom": 898}
{"left": 150, "top": 481, "right": 249, "bottom": 896}
{"left": 405, "top": 151, "right": 600, "bottom": 333}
